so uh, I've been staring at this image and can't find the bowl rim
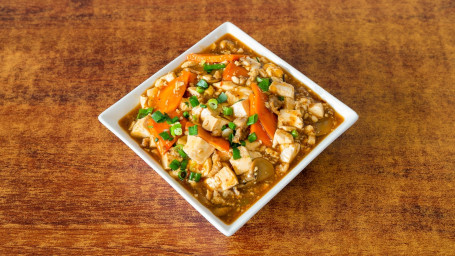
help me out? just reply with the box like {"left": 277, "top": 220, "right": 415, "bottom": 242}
{"left": 98, "top": 21, "right": 358, "bottom": 236}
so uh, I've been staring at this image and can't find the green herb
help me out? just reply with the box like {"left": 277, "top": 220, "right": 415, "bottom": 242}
{"left": 247, "top": 114, "right": 258, "bottom": 125}
{"left": 217, "top": 92, "right": 228, "bottom": 103}
{"left": 178, "top": 170, "right": 187, "bottom": 180}
{"left": 282, "top": 74, "right": 286, "bottom": 82}
{"left": 137, "top": 107, "right": 154, "bottom": 119}
{"left": 184, "top": 101, "right": 189, "bottom": 106}
{"left": 207, "top": 98, "right": 218, "bottom": 110}
{"left": 148, "top": 125, "right": 154, "bottom": 128}
{"left": 170, "top": 123, "right": 182, "bottom": 136}
{"left": 166, "top": 116, "right": 179, "bottom": 124}
{"left": 196, "top": 87, "right": 205, "bottom": 94}
{"left": 151, "top": 110, "right": 166, "bottom": 123}
{"left": 189, "top": 125, "right": 198, "bottom": 136}
{"left": 188, "top": 172, "right": 202, "bottom": 182}
{"left": 180, "top": 159, "right": 188, "bottom": 170}
{"left": 240, "top": 140, "right": 246, "bottom": 146}
{"left": 196, "top": 79, "right": 209, "bottom": 89}
{"left": 228, "top": 133, "right": 234, "bottom": 144}
{"left": 248, "top": 132, "right": 257, "bottom": 142}
{"left": 192, "top": 115, "right": 198, "bottom": 122}
{"left": 291, "top": 130, "right": 298, "bottom": 138}
{"left": 221, "top": 124, "right": 228, "bottom": 131}
{"left": 154, "top": 138, "right": 159, "bottom": 142}
{"left": 203, "top": 63, "right": 226, "bottom": 73}
{"left": 183, "top": 111, "right": 189, "bottom": 118}
{"left": 278, "top": 96, "right": 285, "bottom": 101}
{"left": 256, "top": 57, "right": 261, "bottom": 63}
{"left": 232, "top": 147, "right": 241, "bottom": 160}
{"left": 223, "top": 106, "right": 233, "bottom": 116}
{"left": 169, "top": 160, "right": 180, "bottom": 170}
{"left": 228, "top": 122, "right": 236, "bottom": 130}
{"left": 159, "top": 131, "right": 173, "bottom": 141}
{"left": 200, "top": 104, "right": 207, "bottom": 108}
{"left": 256, "top": 77, "right": 270, "bottom": 92}
{"left": 189, "top": 96, "right": 199, "bottom": 107}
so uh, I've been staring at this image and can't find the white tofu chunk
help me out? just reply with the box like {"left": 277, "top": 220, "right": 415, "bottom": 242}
{"left": 278, "top": 109, "right": 303, "bottom": 129}
{"left": 205, "top": 166, "right": 239, "bottom": 191}
{"left": 183, "top": 135, "right": 215, "bottom": 164}
{"left": 187, "top": 86, "right": 202, "bottom": 97}
{"left": 229, "top": 146, "right": 253, "bottom": 175}
{"left": 272, "top": 129, "right": 294, "bottom": 148}
{"left": 213, "top": 81, "right": 237, "bottom": 91}
{"left": 131, "top": 115, "right": 151, "bottom": 138}
{"left": 232, "top": 99, "right": 250, "bottom": 118}
{"left": 140, "top": 95, "right": 148, "bottom": 109}
{"left": 200, "top": 109, "right": 229, "bottom": 136}
{"left": 309, "top": 103, "right": 324, "bottom": 119}
{"left": 269, "top": 81, "right": 295, "bottom": 99}
{"left": 279, "top": 143, "right": 300, "bottom": 163}
{"left": 155, "top": 72, "right": 177, "bottom": 87}
{"left": 191, "top": 106, "right": 203, "bottom": 120}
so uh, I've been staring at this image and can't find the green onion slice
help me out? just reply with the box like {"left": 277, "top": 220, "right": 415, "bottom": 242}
{"left": 170, "top": 123, "right": 182, "bottom": 136}
{"left": 137, "top": 107, "right": 154, "bottom": 119}
{"left": 196, "top": 79, "right": 209, "bottom": 89}
{"left": 217, "top": 92, "right": 228, "bottom": 103}
{"left": 203, "top": 63, "right": 226, "bottom": 73}
{"left": 247, "top": 114, "right": 258, "bottom": 125}
{"left": 228, "top": 122, "right": 236, "bottom": 130}
{"left": 291, "top": 130, "right": 298, "bottom": 138}
{"left": 189, "top": 96, "right": 200, "bottom": 107}
{"left": 188, "top": 172, "right": 202, "bottom": 182}
{"left": 169, "top": 160, "right": 180, "bottom": 170}
{"left": 248, "top": 132, "right": 257, "bottom": 142}
{"left": 188, "top": 125, "right": 198, "bottom": 136}
{"left": 208, "top": 98, "right": 218, "bottom": 110}
{"left": 183, "top": 111, "right": 189, "bottom": 118}
{"left": 151, "top": 110, "right": 166, "bottom": 123}
{"left": 196, "top": 87, "right": 205, "bottom": 94}
{"left": 178, "top": 170, "right": 187, "bottom": 180}
{"left": 256, "top": 77, "right": 270, "bottom": 92}
{"left": 222, "top": 106, "right": 233, "bottom": 116}
{"left": 159, "top": 131, "right": 173, "bottom": 141}
{"left": 232, "top": 147, "right": 241, "bottom": 160}
{"left": 180, "top": 159, "right": 188, "bottom": 170}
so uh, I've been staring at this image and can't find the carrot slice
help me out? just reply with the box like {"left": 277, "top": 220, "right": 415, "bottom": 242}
{"left": 147, "top": 112, "right": 186, "bottom": 155}
{"left": 251, "top": 82, "right": 277, "bottom": 140}
{"left": 222, "top": 62, "right": 249, "bottom": 81}
{"left": 154, "top": 70, "right": 196, "bottom": 113}
{"left": 249, "top": 94, "right": 273, "bottom": 147}
{"left": 187, "top": 53, "right": 246, "bottom": 63}
{"left": 185, "top": 122, "right": 231, "bottom": 154}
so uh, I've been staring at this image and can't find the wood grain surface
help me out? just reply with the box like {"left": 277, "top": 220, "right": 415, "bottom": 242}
{"left": 1, "top": 0, "right": 454, "bottom": 255}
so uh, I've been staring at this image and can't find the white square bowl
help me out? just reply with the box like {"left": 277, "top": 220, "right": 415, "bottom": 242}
{"left": 98, "top": 22, "right": 358, "bottom": 236}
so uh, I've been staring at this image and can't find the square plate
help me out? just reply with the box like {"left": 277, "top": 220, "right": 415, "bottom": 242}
{"left": 98, "top": 22, "right": 358, "bottom": 236}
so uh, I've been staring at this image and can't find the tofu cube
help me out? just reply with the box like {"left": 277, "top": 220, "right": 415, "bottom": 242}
{"left": 131, "top": 115, "right": 151, "bottom": 138}
{"left": 279, "top": 143, "right": 300, "bottom": 163}
{"left": 229, "top": 146, "right": 253, "bottom": 175}
{"left": 278, "top": 109, "right": 303, "bottom": 129}
{"left": 216, "top": 166, "right": 239, "bottom": 190}
{"left": 232, "top": 99, "right": 250, "bottom": 118}
{"left": 201, "top": 109, "right": 229, "bottom": 136}
{"left": 183, "top": 135, "right": 215, "bottom": 164}
{"left": 309, "top": 103, "right": 324, "bottom": 119}
{"left": 270, "top": 81, "right": 295, "bottom": 99}
{"left": 272, "top": 129, "right": 294, "bottom": 148}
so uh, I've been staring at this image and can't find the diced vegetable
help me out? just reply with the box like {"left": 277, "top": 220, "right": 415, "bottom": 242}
{"left": 203, "top": 63, "right": 226, "bottom": 73}
{"left": 256, "top": 77, "right": 271, "bottom": 92}
{"left": 154, "top": 70, "right": 197, "bottom": 113}
{"left": 170, "top": 123, "right": 182, "bottom": 136}
{"left": 180, "top": 159, "right": 189, "bottom": 170}
{"left": 169, "top": 160, "right": 180, "bottom": 170}
{"left": 196, "top": 87, "right": 205, "bottom": 94}
{"left": 221, "top": 124, "right": 228, "bottom": 131}
{"left": 228, "top": 122, "right": 236, "bottom": 130}
{"left": 189, "top": 96, "right": 200, "bottom": 107}
{"left": 223, "top": 106, "right": 233, "bottom": 116}
{"left": 137, "top": 107, "right": 154, "bottom": 119}
{"left": 159, "top": 131, "right": 173, "bottom": 141}
{"left": 217, "top": 92, "right": 228, "bottom": 103}
{"left": 151, "top": 111, "right": 166, "bottom": 123}
{"left": 247, "top": 114, "right": 258, "bottom": 125}
{"left": 166, "top": 116, "right": 179, "bottom": 124}
{"left": 291, "top": 130, "right": 298, "bottom": 138}
{"left": 183, "top": 111, "right": 189, "bottom": 118}
{"left": 196, "top": 79, "right": 209, "bottom": 89}
{"left": 187, "top": 53, "right": 246, "bottom": 63}
{"left": 251, "top": 82, "right": 277, "bottom": 139}
{"left": 222, "top": 62, "right": 249, "bottom": 81}
{"left": 200, "top": 104, "right": 207, "bottom": 108}
{"left": 147, "top": 113, "right": 187, "bottom": 155}
{"left": 208, "top": 98, "right": 218, "bottom": 110}
{"left": 232, "top": 147, "right": 241, "bottom": 160}
{"left": 248, "top": 132, "right": 257, "bottom": 142}
{"left": 188, "top": 125, "right": 198, "bottom": 135}
{"left": 188, "top": 172, "right": 202, "bottom": 182}
{"left": 178, "top": 170, "right": 187, "bottom": 180}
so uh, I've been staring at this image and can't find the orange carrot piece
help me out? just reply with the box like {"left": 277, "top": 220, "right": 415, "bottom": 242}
{"left": 185, "top": 122, "right": 231, "bottom": 154}
{"left": 187, "top": 53, "right": 246, "bottom": 63}
{"left": 147, "top": 112, "right": 186, "bottom": 155}
{"left": 251, "top": 82, "right": 277, "bottom": 140}
{"left": 249, "top": 94, "right": 273, "bottom": 147}
{"left": 154, "top": 70, "right": 196, "bottom": 113}
{"left": 222, "top": 62, "right": 249, "bottom": 81}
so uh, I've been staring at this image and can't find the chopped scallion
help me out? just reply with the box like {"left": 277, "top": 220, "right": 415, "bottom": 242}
{"left": 169, "top": 160, "right": 180, "bottom": 170}
{"left": 278, "top": 95, "right": 284, "bottom": 101}
{"left": 183, "top": 111, "right": 189, "bottom": 118}
{"left": 223, "top": 106, "right": 233, "bottom": 116}
{"left": 180, "top": 159, "right": 188, "bottom": 170}
{"left": 188, "top": 125, "right": 198, "bottom": 136}
{"left": 188, "top": 172, "right": 202, "bottom": 182}
{"left": 232, "top": 147, "right": 241, "bottom": 160}
{"left": 137, "top": 107, "right": 154, "bottom": 119}
{"left": 228, "top": 122, "right": 236, "bottom": 130}
{"left": 221, "top": 124, "right": 228, "bottom": 131}
{"left": 240, "top": 140, "right": 246, "bottom": 146}
{"left": 189, "top": 96, "right": 199, "bottom": 107}
{"left": 166, "top": 116, "right": 179, "bottom": 124}
{"left": 291, "top": 130, "right": 299, "bottom": 138}
{"left": 200, "top": 104, "right": 207, "bottom": 108}
{"left": 178, "top": 170, "right": 187, "bottom": 180}
{"left": 208, "top": 98, "right": 218, "bottom": 110}
{"left": 196, "top": 79, "right": 209, "bottom": 89}
{"left": 256, "top": 77, "right": 270, "bottom": 92}
{"left": 196, "top": 87, "right": 205, "bottom": 94}
{"left": 248, "top": 132, "right": 257, "bottom": 142}
{"left": 203, "top": 63, "right": 226, "bottom": 73}
{"left": 151, "top": 110, "right": 166, "bottom": 123}
{"left": 217, "top": 92, "right": 228, "bottom": 103}
{"left": 228, "top": 133, "right": 234, "bottom": 143}
{"left": 170, "top": 123, "right": 182, "bottom": 136}
{"left": 159, "top": 131, "right": 173, "bottom": 141}
{"left": 247, "top": 114, "right": 258, "bottom": 125}
{"left": 154, "top": 138, "right": 159, "bottom": 142}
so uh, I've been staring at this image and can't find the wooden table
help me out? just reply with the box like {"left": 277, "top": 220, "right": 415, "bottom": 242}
{"left": 1, "top": 0, "right": 454, "bottom": 254}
